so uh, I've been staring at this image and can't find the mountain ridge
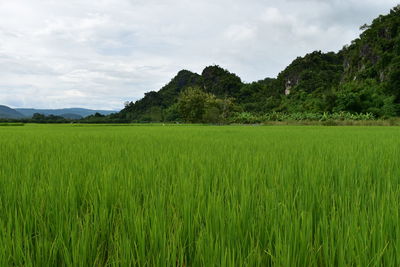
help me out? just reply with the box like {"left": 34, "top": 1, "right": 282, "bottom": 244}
{"left": 15, "top": 108, "right": 117, "bottom": 118}
{"left": 0, "top": 106, "right": 117, "bottom": 119}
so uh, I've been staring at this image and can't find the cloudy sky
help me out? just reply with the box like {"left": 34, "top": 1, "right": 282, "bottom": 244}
{"left": 0, "top": 0, "right": 398, "bottom": 110}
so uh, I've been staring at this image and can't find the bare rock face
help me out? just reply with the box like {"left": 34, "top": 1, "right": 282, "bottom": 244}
{"left": 285, "top": 80, "right": 291, "bottom": 95}
{"left": 380, "top": 71, "right": 385, "bottom": 82}
{"left": 284, "top": 79, "right": 299, "bottom": 95}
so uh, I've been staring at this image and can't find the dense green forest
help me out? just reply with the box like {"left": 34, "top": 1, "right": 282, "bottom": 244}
{"left": 114, "top": 5, "right": 400, "bottom": 123}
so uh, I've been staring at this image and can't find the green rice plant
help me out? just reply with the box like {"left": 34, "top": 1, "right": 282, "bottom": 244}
{"left": 0, "top": 124, "right": 399, "bottom": 266}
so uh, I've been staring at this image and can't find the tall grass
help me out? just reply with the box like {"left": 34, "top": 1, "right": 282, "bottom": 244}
{"left": 0, "top": 124, "right": 399, "bottom": 266}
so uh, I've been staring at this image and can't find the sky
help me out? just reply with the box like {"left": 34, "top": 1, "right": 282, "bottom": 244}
{"left": 0, "top": 0, "right": 398, "bottom": 110}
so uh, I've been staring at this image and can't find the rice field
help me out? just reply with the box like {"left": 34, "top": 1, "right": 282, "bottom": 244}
{"left": 0, "top": 124, "right": 399, "bottom": 266}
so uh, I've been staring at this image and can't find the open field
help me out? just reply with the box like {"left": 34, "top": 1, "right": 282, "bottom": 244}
{"left": 0, "top": 124, "right": 400, "bottom": 266}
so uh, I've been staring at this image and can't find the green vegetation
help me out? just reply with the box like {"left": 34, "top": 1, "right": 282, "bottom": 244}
{"left": 1, "top": 124, "right": 400, "bottom": 266}
{"left": 177, "top": 87, "right": 236, "bottom": 123}
{"left": 230, "top": 111, "right": 376, "bottom": 124}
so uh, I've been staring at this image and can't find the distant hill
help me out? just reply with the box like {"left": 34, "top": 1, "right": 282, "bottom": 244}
{"left": 0, "top": 105, "right": 24, "bottom": 119}
{"left": 119, "top": 66, "right": 242, "bottom": 121}
{"left": 15, "top": 108, "right": 116, "bottom": 118}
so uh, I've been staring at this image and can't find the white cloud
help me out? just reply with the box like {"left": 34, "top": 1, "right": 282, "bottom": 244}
{"left": 0, "top": 0, "right": 398, "bottom": 109}
{"left": 224, "top": 24, "right": 257, "bottom": 42}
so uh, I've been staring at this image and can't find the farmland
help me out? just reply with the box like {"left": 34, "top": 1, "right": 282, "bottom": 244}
{"left": 0, "top": 124, "right": 399, "bottom": 266}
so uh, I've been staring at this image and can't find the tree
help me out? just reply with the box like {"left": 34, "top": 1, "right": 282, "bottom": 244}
{"left": 333, "top": 79, "right": 397, "bottom": 117}
{"left": 177, "top": 87, "right": 238, "bottom": 123}
{"left": 32, "top": 113, "right": 46, "bottom": 121}
{"left": 177, "top": 87, "right": 211, "bottom": 123}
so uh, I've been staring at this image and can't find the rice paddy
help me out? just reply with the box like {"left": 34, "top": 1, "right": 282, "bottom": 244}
{"left": 0, "top": 124, "right": 399, "bottom": 266}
